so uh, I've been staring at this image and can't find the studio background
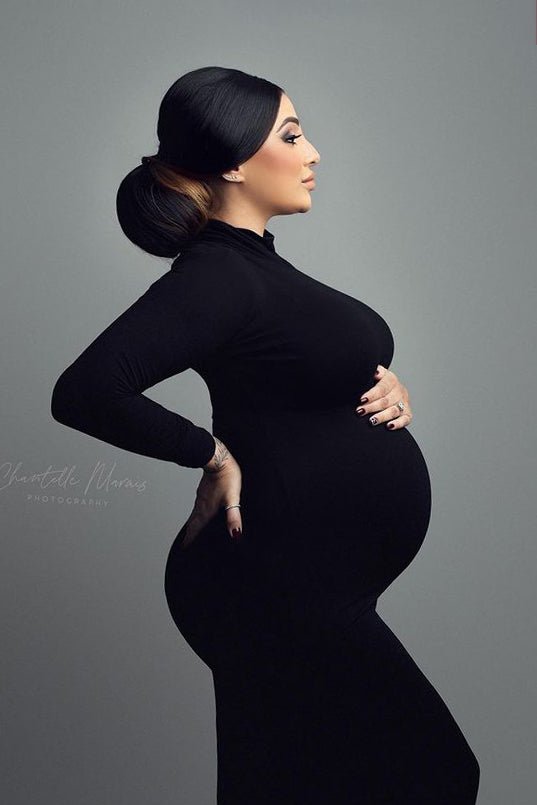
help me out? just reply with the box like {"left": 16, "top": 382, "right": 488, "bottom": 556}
{"left": 2, "top": 1, "right": 536, "bottom": 803}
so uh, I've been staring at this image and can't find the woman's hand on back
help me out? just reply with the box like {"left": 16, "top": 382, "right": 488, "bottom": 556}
{"left": 180, "top": 437, "right": 243, "bottom": 550}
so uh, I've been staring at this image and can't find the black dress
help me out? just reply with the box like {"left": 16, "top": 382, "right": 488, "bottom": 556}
{"left": 51, "top": 218, "right": 480, "bottom": 804}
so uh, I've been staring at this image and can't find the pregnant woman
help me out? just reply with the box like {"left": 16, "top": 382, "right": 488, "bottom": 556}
{"left": 51, "top": 66, "right": 480, "bottom": 803}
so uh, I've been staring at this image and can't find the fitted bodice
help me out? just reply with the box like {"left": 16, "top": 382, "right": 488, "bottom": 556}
{"left": 174, "top": 218, "right": 394, "bottom": 417}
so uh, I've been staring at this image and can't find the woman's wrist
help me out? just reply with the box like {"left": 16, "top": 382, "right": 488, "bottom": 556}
{"left": 202, "top": 436, "right": 231, "bottom": 473}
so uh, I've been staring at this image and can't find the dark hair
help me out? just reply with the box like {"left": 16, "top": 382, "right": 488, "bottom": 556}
{"left": 116, "top": 66, "right": 284, "bottom": 258}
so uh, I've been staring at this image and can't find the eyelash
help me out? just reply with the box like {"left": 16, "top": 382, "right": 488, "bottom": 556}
{"left": 285, "top": 134, "right": 303, "bottom": 145}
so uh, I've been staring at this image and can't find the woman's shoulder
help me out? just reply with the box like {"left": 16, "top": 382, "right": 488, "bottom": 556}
{"left": 141, "top": 243, "right": 259, "bottom": 310}
{"left": 165, "top": 242, "right": 262, "bottom": 297}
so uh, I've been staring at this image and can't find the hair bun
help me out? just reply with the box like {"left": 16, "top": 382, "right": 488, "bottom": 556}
{"left": 117, "top": 66, "right": 283, "bottom": 258}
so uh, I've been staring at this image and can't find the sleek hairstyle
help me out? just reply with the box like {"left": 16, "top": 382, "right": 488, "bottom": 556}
{"left": 116, "top": 66, "right": 284, "bottom": 258}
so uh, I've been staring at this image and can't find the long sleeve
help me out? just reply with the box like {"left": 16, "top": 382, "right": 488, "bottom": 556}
{"left": 50, "top": 251, "right": 255, "bottom": 468}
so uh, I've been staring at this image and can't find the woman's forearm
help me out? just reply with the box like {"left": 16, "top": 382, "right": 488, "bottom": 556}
{"left": 202, "top": 436, "right": 232, "bottom": 473}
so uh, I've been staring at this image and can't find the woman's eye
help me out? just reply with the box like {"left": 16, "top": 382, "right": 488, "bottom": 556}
{"left": 285, "top": 134, "right": 303, "bottom": 145}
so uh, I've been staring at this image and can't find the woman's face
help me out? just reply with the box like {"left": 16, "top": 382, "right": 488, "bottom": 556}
{"left": 234, "top": 93, "right": 321, "bottom": 216}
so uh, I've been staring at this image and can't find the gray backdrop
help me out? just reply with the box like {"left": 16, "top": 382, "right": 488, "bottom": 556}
{"left": 2, "top": 1, "right": 536, "bottom": 803}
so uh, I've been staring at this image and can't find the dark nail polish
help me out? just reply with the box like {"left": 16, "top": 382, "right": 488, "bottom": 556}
{"left": 231, "top": 527, "right": 242, "bottom": 540}
{"left": 356, "top": 408, "right": 365, "bottom": 416}
{"left": 360, "top": 397, "right": 368, "bottom": 404}
{"left": 388, "top": 423, "right": 395, "bottom": 429}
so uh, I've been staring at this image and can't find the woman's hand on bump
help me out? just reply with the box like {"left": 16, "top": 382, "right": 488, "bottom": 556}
{"left": 180, "top": 437, "right": 243, "bottom": 550}
{"left": 355, "top": 365, "right": 413, "bottom": 430}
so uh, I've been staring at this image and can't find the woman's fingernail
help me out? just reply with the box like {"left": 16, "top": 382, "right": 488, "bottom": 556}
{"left": 360, "top": 397, "right": 368, "bottom": 404}
{"left": 356, "top": 407, "right": 366, "bottom": 416}
{"left": 370, "top": 416, "right": 378, "bottom": 426}
{"left": 388, "top": 423, "right": 395, "bottom": 429}
{"left": 231, "top": 527, "right": 242, "bottom": 540}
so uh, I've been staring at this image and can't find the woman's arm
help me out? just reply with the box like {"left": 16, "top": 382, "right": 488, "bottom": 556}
{"left": 50, "top": 253, "right": 254, "bottom": 469}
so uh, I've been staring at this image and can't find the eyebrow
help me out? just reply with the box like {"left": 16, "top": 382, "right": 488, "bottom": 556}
{"left": 276, "top": 116, "right": 300, "bottom": 132}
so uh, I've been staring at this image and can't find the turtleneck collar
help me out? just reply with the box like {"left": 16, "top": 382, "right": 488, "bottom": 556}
{"left": 182, "top": 217, "right": 276, "bottom": 256}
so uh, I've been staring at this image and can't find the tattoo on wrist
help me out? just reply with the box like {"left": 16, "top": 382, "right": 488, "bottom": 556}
{"left": 203, "top": 436, "right": 230, "bottom": 473}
